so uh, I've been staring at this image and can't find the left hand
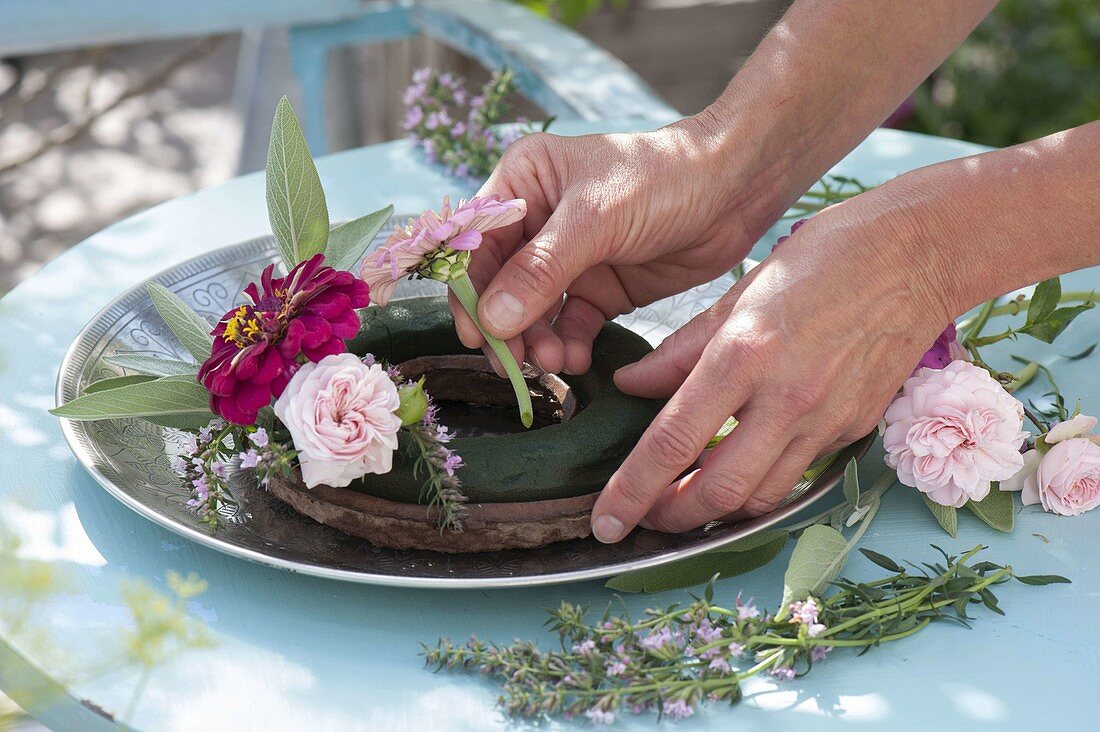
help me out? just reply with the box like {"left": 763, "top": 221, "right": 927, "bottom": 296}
{"left": 590, "top": 193, "right": 955, "bottom": 541}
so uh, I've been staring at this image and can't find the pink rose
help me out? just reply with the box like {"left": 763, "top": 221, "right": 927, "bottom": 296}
{"left": 1017, "top": 439, "right": 1100, "bottom": 516}
{"left": 1001, "top": 413, "right": 1100, "bottom": 516}
{"left": 273, "top": 353, "right": 402, "bottom": 488}
{"left": 883, "top": 360, "right": 1027, "bottom": 507}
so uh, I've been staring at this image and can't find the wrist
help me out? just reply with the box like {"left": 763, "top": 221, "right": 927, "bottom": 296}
{"left": 664, "top": 108, "right": 794, "bottom": 241}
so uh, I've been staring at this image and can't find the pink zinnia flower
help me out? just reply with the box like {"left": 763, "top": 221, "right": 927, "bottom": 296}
{"left": 198, "top": 254, "right": 370, "bottom": 425}
{"left": 883, "top": 361, "right": 1028, "bottom": 507}
{"left": 359, "top": 195, "right": 526, "bottom": 306}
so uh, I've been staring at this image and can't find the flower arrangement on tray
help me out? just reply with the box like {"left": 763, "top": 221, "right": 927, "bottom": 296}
{"left": 49, "top": 97, "right": 540, "bottom": 535}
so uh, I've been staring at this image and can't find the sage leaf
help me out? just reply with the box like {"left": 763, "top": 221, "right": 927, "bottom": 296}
{"left": 82, "top": 374, "right": 158, "bottom": 394}
{"left": 105, "top": 354, "right": 199, "bottom": 377}
{"left": 326, "top": 205, "right": 394, "bottom": 271}
{"left": 858, "top": 548, "right": 904, "bottom": 574}
{"left": 921, "top": 493, "right": 958, "bottom": 537}
{"left": 143, "top": 413, "right": 220, "bottom": 431}
{"left": 842, "top": 458, "right": 860, "bottom": 505}
{"left": 51, "top": 375, "right": 212, "bottom": 420}
{"left": 1026, "top": 277, "right": 1061, "bottom": 326}
{"left": 146, "top": 282, "right": 214, "bottom": 361}
{"left": 964, "top": 487, "right": 1014, "bottom": 533}
{"left": 779, "top": 524, "right": 848, "bottom": 613}
{"left": 267, "top": 96, "right": 329, "bottom": 267}
{"left": 1014, "top": 574, "right": 1071, "bottom": 586}
{"left": 605, "top": 530, "right": 788, "bottom": 593}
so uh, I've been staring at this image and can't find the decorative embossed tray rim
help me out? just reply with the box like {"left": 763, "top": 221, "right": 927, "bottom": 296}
{"left": 55, "top": 231, "right": 873, "bottom": 588}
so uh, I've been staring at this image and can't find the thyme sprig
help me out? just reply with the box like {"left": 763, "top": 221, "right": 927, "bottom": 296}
{"left": 424, "top": 545, "right": 1067, "bottom": 723}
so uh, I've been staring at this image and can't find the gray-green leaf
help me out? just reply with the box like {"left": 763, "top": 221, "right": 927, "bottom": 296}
{"left": 51, "top": 375, "right": 212, "bottom": 420}
{"left": 779, "top": 524, "right": 848, "bottom": 614}
{"left": 82, "top": 374, "right": 158, "bottom": 394}
{"left": 105, "top": 354, "right": 199, "bottom": 377}
{"left": 965, "top": 487, "right": 1015, "bottom": 532}
{"left": 922, "top": 493, "right": 958, "bottom": 537}
{"left": 842, "top": 458, "right": 860, "bottom": 505}
{"left": 266, "top": 96, "right": 329, "bottom": 268}
{"left": 605, "top": 530, "right": 788, "bottom": 593}
{"left": 325, "top": 205, "right": 394, "bottom": 271}
{"left": 146, "top": 282, "right": 214, "bottom": 361}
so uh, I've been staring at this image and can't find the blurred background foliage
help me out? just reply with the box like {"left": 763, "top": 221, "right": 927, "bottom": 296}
{"left": 905, "top": 0, "right": 1100, "bottom": 146}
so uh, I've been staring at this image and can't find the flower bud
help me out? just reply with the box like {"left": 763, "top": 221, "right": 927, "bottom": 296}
{"left": 395, "top": 378, "right": 430, "bottom": 426}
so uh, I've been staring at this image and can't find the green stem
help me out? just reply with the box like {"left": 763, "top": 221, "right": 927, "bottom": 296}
{"left": 957, "top": 291, "right": 1096, "bottom": 334}
{"left": 449, "top": 273, "right": 534, "bottom": 428}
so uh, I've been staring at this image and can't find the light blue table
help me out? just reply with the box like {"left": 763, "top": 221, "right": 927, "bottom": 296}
{"left": 1, "top": 120, "right": 1096, "bottom": 731}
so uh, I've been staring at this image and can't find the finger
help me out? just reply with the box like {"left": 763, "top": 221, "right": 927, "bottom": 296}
{"left": 590, "top": 335, "right": 756, "bottom": 543}
{"left": 723, "top": 436, "right": 824, "bottom": 520}
{"left": 613, "top": 292, "right": 738, "bottom": 399}
{"left": 640, "top": 404, "right": 792, "bottom": 533}
{"left": 477, "top": 203, "right": 601, "bottom": 340}
{"left": 524, "top": 310, "right": 565, "bottom": 374}
{"left": 553, "top": 296, "right": 606, "bottom": 375}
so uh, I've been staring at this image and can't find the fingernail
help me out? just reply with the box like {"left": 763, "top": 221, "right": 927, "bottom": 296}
{"left": 483, "top": 291, "right": 525, "bottom": 332}
{"left": 592, "top": 515, "right": 624, "bottom": 543}
{"left": 637, "top": 518, "right": 654, "bottom": 530}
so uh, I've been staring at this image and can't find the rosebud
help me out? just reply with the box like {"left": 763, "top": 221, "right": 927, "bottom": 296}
{"left": 395, "top": 377, "right": 430, "bottom": 426}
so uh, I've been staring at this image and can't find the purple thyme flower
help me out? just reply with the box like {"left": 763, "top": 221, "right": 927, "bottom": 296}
{"left": 404, "top": 105, "right": 424, "bottom": 130}
{"left": 811, "top": 645, "right": 832, "bottom": 663}
{"left": 180, "top": 433, "right": 198, "bottom": 454}
{"left": 210, "top": 460, "right": 229, "bottom": 480}
{"left": 662, "top": 700, "right": 694, "bottom": 721}
{"left": 361, "top": 353, "right": 376, "bottom": 367}
{"left": 728, "top": 641, "right": 745, "bottom": 656}
{"left": 573, "top": 639, "right": 597, "bottom": 657}
{"left": 605, "top": 658, "right": 628, "bottom": 677}
{"left": 584, "top": 709, "right": 615, "bottom": 725}
{"left": 192, "top": 476, "right": 210, "bottom": 500}
{"left": 239, "top": 449, "right": 260, "bottom": 469}
{"left": 708, "top": 657, "right": 732, "bottom": 674}
{"left": 736, "top": 592, "right": 760, "bottom": 620}
{"left": 441, "top": 450, "right": 463, "bottom": 477}
{"left": 169, "top": 455, "right": 188, "bottom": 475}
{"left": 250, "top": 428, "right": 269, "bottom": 448}
{"left": 771, "top": 665, "right": 796, "bottom": 682}
{"left": 641, "top": 626, "right": 674, "bottom": 651}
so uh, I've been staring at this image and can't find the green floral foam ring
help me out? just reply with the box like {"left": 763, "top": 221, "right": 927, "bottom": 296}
{"left": 345, "top": 296, "right": 665, "bottom": 503}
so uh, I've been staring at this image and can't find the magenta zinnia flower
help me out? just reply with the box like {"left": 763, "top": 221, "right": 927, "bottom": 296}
{"left": 198, "top": 254, "right": 370, "bottom": 425}
{"left": 359, "top": 195, "right": 526, "bottom": 305}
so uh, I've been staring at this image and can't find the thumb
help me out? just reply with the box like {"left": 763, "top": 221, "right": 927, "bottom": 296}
{"left": 614, "top": 291, "right": 739, "bottom": 398}
{"left": 476, "top": 205, "right": 601, "bottom": 339}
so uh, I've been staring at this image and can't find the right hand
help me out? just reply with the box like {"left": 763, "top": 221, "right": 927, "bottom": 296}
{"left": 450, "top": 118, "right": 782, "bottom": 375}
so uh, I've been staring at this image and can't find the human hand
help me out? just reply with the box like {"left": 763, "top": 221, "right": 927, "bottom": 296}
{"left": 450, "top": 118, "right": 781, "bottom": 375}
{"left": 589, "top": 193, "right": 955, "bottom": 541}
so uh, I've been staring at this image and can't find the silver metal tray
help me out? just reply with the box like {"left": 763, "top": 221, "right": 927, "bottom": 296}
{"left": 56, "top": 229, "right": 871, "bottom": 588}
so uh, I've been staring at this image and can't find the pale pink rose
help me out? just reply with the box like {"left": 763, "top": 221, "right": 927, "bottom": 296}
{"left": 1001, "top": 413, "right": 1100, "bottom": 516}
{"left": 1044, "top": 414, "right": 1098, "bottom": 444}
{"left": 883, "top": 360, "right": 1027, "bottom": 507}
{"left": 273, "top": 353, "right": 402, "bottom": 488}
{"left": 1019, "top": 438, "right": 1100, "bottom": 516}
{"left": 359, "top": 195, "right": 526, "bottom": 305}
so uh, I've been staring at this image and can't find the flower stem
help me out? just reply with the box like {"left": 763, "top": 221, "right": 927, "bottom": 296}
{"left": 449, "top": 273, "right": 534, "bottom": 428}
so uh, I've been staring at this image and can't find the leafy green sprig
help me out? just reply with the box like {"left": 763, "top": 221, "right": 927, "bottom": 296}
{"left": 424, "top": 545, "right": 1066, "bottom": 723}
